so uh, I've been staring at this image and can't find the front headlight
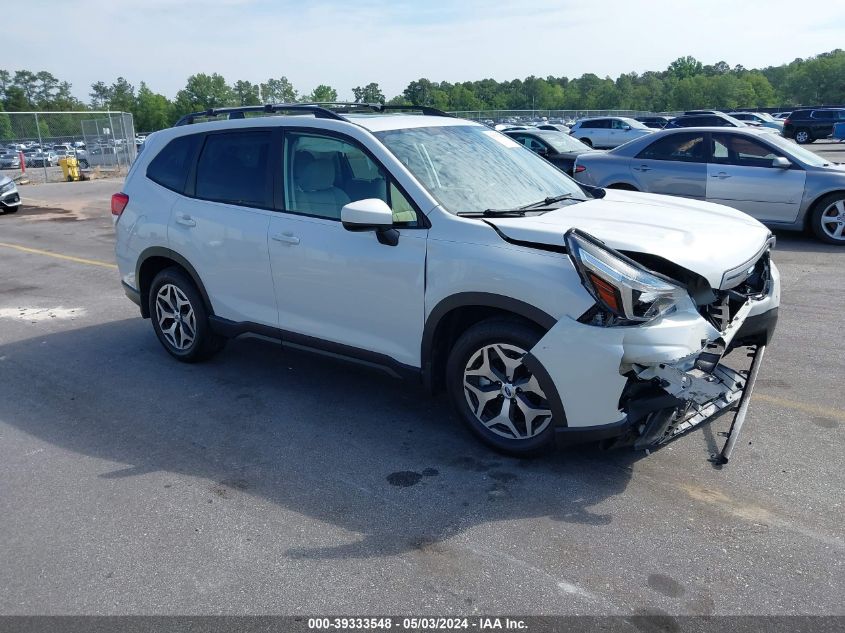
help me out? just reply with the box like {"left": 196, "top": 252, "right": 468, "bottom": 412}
{"left": 565, "top": 229, "right": 686, "bottom": 323}
{"left": 0, "top": 181, "right": 15, "bottom": 194}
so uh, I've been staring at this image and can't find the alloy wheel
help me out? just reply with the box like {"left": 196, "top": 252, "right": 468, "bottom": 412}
{"left": 463, "top": 343, "right": 552, "bottom": 440}
{"left": 155, "top": 283, "right": 197, "bottom": 351}
{"left": 820, "top": 199, "right": 845, "bottom": 241}
{"left": 795, "top": 130, "right": 809, "bottom": 143}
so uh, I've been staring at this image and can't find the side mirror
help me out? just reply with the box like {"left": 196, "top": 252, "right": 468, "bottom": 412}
{"left": 622, "top": 125, "right": 631, "bottom": 131}
{"left": 535, "top": 147, "right": 549, "bottom": 156}
{"left": 772, "top": 156, "right": 791, "bottom": 169}
{"left": 341, "top": 198, "right": 399, "bottom": 246}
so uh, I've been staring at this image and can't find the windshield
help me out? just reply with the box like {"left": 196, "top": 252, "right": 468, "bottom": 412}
{"left": 536, "top": 132, "right": 589, "bottom": 153}
{"left": 764, "top": 133, "right": 829, "bottom": 167}
{"left": 374, "top": 125, "right": 585, "bottom": 214}
{"left": 619, "top": 117, "right": 649, "bottom": 130}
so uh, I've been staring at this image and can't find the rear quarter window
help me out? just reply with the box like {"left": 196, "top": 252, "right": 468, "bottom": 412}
{"left": 146, "top": 134, "right": 200, "bottom": 193}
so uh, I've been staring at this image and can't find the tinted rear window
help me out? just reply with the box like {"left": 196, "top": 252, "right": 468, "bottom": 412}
{"left": 146, "top": 134, "right": 200, "bottom": 193}
{"left": 195, "top": 131, "right": 272, "bottom": 207}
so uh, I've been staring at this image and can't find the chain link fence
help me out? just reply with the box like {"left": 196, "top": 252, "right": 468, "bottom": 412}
{"left": 0, "top": 111, "right": 136, "bottom": 184}
{"left": 449, "top": 109, "right": 679, "bottom": 122}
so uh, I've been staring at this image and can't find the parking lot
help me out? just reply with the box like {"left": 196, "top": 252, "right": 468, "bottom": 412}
{"left": 0, "top": 142, "right": 843, "bottom": 618}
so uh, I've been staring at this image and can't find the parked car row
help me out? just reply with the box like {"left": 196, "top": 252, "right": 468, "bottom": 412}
{"left": 573, "top": 126, "right": 845, "bottom": 244}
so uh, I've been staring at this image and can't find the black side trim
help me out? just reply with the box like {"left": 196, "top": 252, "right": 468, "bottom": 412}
{"left": 554, "top": 416, "right": 632, "bottom": 447}
{"left": 135, "top": 247, "right": 214, "bottom": 318}
{"left": 421, "top": 292, "right": 557, "bottom": 371}
{"left": 731, "top": 307, "right": 778, "bottom": 348}
{"left": 208, "top": 315, "right": 421, "bottom": 381}
{"left": 522, "top": 352, "right": 568, "bottom": 429}
{"left": 122, "top": 281, "right": 141, "bottom": 308}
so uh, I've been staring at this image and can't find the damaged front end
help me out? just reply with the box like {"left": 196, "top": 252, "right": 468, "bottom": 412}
{"left": 533, "top": 230, "right": 779, "bottom": 464}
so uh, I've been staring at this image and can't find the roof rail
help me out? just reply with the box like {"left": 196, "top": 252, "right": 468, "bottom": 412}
{"left": 174, "top": 103, "right": 345, "bottom": 127}
{"left": 173, "top": 102, "right": 452, "bottom": 127}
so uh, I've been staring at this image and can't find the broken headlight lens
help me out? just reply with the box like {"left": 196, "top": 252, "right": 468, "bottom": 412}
{"left": 565, "top": 229, "right": 685, "bottom": 323}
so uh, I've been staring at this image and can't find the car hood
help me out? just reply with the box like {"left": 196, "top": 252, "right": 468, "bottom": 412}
{"left": 0, "top": 174, "right": 12, "bottom": 186}
{"left": 484, "top": 190, "right": 771, "bottom": 289}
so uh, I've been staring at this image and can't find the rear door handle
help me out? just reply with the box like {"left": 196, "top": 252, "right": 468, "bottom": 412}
{"left": 272, "top": 232, "right": 300, "bottom": 245}
{"left": 633, "top": 164, "right": 651, "bottom": 172}
{"left": 711, "top": 172, "right": 731, "bottom": 179}
{"left": 175, "top": 214, "right": 196, "bottom": 227}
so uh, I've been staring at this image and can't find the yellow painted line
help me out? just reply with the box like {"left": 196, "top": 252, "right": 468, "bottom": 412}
{"left": 755, "top": 393, "right": 845, "bottom": 422}
{"left": 0, "top": 241, "right": 117, "bottom": 270}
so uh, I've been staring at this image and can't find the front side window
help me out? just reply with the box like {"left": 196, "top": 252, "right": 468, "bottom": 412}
{"left": 146, "top": 134, "right": 200, "bottom": 193}
{"left": 195, "top": 131, "right": 272, "bottom": 207}
{"left": 636, "top": 133, "right": 706, "bottom": 162}
{"left": 284, "top": 131, "right": 418, "bottom": 225}
{"left": 375, "top": 125, "right": 584, "bottom": 215}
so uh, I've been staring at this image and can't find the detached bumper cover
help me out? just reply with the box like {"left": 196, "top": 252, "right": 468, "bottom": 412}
{"left": 531, "top": 262, "right": 780, "bottom": 447}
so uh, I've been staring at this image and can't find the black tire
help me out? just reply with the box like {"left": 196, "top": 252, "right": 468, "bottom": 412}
{"left": 809, "top": 192, "right": 845, "bottom": 245}
{"left": 794, "top": 128, "right": 813, "bottom": 144}
{"left": 608, "top": 183, "right": 638, "bottom": 191}
{"left": 148, "top": 267, "right": 225, "bottom": 362}
{"left": 446, "top": 318, "right": 560, "bottom": 456}
{"left": 3, "top": 207, "right": 19, "bottom": 214}
{"left": 579, "top": 137, "right": 593, "bottom": 148}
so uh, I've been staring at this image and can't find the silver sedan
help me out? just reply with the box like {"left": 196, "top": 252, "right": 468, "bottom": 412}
{"left": 574, "top": 127, "right": 845, "bottom": 244}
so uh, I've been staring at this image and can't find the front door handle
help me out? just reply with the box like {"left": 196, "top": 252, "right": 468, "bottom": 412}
{"left": 633, "top": 164, "right": 651, "bottom": 172}
{"left": 272, "top": 232, "right": 300, "bottom": 245}
{"left": 711, "top": 172, "right": 731, "bottom": 179}
{"left": 175, "top": 214, "right": 196, "bottom": 227}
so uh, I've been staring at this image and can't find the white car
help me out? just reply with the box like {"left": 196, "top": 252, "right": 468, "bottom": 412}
{"left": 113, "top": 105, "right": 779, "bottom": 458}
{"left": 569, "top": 116, "right": 655, "bottom": 149}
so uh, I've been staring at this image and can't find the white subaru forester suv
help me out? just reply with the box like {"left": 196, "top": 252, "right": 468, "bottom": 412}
{"left": 113, "top": 104, "right": 780, "bottom": 460}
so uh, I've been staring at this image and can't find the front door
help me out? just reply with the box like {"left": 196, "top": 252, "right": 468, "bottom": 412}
{"left": 268, "top": 130, "right": 427, "bottom": 368}
{"left": 706, "top": 132, "right": 806, "bottom": 223}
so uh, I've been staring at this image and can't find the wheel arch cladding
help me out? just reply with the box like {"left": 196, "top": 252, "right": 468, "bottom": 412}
{"left": 421, "top": 293, "right": 557, "bottom": 393}
{"left": 136, "top": 247, "right": 213, "bottom": 319}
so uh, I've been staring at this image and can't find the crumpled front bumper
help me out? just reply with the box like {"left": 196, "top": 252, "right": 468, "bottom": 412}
{"left": 526, "top": 262, "right": 780, "bottom": 448}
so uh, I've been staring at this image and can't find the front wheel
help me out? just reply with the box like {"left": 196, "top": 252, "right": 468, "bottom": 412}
{"left": 149, "top": 267, "right": 226, "bottom": 362}
{"left": 446, "top": 318, "right": 559, "bottom": 455}
{"left": 810, "top": 193, "right": 845, "bottom": 244}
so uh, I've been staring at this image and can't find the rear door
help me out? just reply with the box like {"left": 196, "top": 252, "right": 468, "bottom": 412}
{"left": 629, "top": 131, "right": 707, "bottom": 198}
{"left": 706, "top": 131, "right": 806, "bottom": 223}
{"left": 169, "top": 128, "right": 279, "bottom": 327}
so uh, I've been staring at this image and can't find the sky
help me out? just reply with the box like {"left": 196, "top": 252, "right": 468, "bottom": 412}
{"left": 9, "top": 0, "right": 845, "bottom": 103}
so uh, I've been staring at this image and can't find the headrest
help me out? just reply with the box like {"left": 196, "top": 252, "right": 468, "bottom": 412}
{"left": 294, "top": 152, "right": 336, "bottom": 191}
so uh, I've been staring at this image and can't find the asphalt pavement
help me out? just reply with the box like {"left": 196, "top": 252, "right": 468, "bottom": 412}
{"left": 0, "top": 160, "right": 843, "bottom": 617}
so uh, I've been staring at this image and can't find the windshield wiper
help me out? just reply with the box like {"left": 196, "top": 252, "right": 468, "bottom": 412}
{"left": 456, "top": 208, "right": 528, "bottom": 217}
{"left": 520, "top": 193, "right": 587, "bottom": 208}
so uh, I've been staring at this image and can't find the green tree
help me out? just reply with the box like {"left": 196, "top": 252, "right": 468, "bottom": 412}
{"left": 668, "top": 56, "right": 704, "bottom": 80}
{"left": 260, "top": 77, "right": 297, "bottom": 103}
{"left": 109, "top": 77, "right": 136, "bottom": 112}
{"left": 3, "top": 86, "right": 29, "bottom": 111}
{"left": 306, "top": 84, "right": 337, "bottom": 102}
{"left": 352, "top": 82, "right": 385, "bottom": 104}
{"left": 134, "top": 82, "right": 172, "bottom": 132}
{"left": 403, "top": 79, "right": 435, "bottom": 106}
{"left": 90, "top": 81, "right": 111, "bottom": 108}
{"left": 0, "top": 104, "right": 12, "bottom": 140}
{"left": 232, "top": 80, "right": 261, "bottom": 106}
{"left": 174, "top": 73, "right": 234, "bottom": 116}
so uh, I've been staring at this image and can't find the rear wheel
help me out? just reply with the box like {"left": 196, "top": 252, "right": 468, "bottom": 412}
{"left": 148, "top": 267, "right": 226, "bottom": 362}
{"left": 446, "top": 318, "right": 558, "bottom": 455}
{"left": 579, "top": 137, "right": 593, "bottom": 148}
{"left": 794, "top": 129, "right": 812, "bottom": 144}
{"left": 810, "top": 193, "right": 845, "bottom": 244}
